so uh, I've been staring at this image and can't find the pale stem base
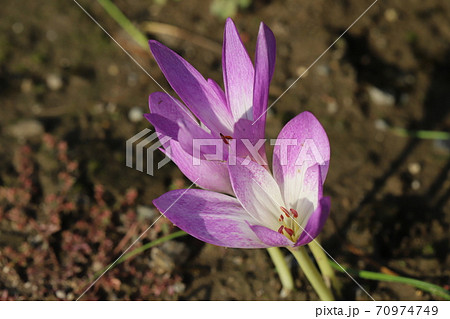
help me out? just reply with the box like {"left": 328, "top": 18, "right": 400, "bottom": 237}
{"left": 266, "top": 247, "right": 294, "bottom": 297}
{"left": 288, "top": 246, "right": 335, "bottom": 301}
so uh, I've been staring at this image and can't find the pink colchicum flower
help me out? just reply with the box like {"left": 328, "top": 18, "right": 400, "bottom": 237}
{"left": 154, "top": 111, "right": 331, "bottom": 248}
{"left": 145, "top": 18, "right": 275, "bottom": 195}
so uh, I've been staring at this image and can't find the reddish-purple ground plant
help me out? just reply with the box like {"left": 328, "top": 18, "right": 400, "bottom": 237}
{"left": 0, "top": 134, "right": 182, "bottom": 300}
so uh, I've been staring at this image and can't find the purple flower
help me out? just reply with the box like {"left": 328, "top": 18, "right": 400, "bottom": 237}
{"left": 145, "top": 18, "right": 275, "bottom": 194}
{"left": 154, "top": 111, "right": 330, "bottom": 248}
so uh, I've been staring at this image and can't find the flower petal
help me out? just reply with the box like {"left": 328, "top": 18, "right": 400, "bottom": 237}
{"left": 249, "top": 224, "right": 294, "bottom": 247}
{"left": 222, "top": 18, "right": 255, "bottom": 122}
{"left": 272, "top": 111, "right": 330, "bottom": 207}
{"left": 148, "top": 92, "right": 195, "bottom": 125}
{"left": 252, "top": 22, "right": 276, "bottom": 135}
{"left": 149, "top": 40, "right": 233, "bottom": 135}
{"left": 207, "top": 78, "right": 227, "bottom": 111}
{"left": 153, "top": 189, "right": 268, "bottom": 248}
{"left": 165, "top": 139, "right": 233, "bottom": 194}
{"left": 295, "top": 196, "right": 330, "bottom": 246}
{"left": 232, "top": 119, "right": 268, "bottom": 167}
{"left": 176, "top": 117, "right": 222, "bottom": 159}
{"left": 290, "top": 164, "right": 324, "bottom": 232}
{"left": 228, "top": 158, "right": 284, "bottom": 229}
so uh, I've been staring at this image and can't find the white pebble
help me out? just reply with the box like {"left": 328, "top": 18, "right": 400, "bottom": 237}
{"left": 46, "top": 73, "right": 63, "bottom": 91}
{"left": 411, "top": 180, "right": 421, "bottom": 190}
{"left": 107, "top": 64, "right": 119, "bottom": 76}
{"left": 385, "top": 9, "right": 398, "bottom": 22}
{"left": 55, "top": 290, "right": 66, "bottom": 299}
{"left": 128, "top": 107, "right": 143, "bottom": 122}
{"left": 295, "top": 66, "right": 308, "bottom": 78}
{"left": 374, "top": 119, "right": 389, "bottom": 131}
{"left": 367, "top": 86, "right": 395, "bottom": 106}
{"left": 408, "top": 162, "right": 421, "bottom": 175}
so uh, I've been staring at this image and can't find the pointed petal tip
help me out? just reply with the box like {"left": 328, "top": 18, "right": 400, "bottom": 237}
{"left": 225, "top": 17, "right": 235, "bottom": 25}
{"left": 148, "top": 39, "right": 160, "bottom": 48}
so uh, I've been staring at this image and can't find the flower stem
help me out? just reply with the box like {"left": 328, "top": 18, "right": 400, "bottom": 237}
{"left": 266, "top": 247, "right": 294, "bottom": 297}
{"left": 308, "top": 240, "right": 343, "bottom": 298}
{"left": 288, "top": 246, "right": 334, "bottom": 301}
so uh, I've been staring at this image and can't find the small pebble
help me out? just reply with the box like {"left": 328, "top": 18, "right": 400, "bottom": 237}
{"left": 55, "top": 290, "right": 66, "bottom": 299}
{"left": 326, "top": 99, "right": 338, "bottom": 114}
{"left": 367, "top": 86, "right": 395, "bottom": 106}
{"left": 92, "top": 103, "right": 104, "bottom": 114}
{"left": 315, "top": 64, "right": 330, "bottom": 76}
{"left": 374, "top": 119, "right": 389, "bottom": 131}
{"left": 408, "top": 162, "right": 421, "bottom": 175}
{"left": 384, "top": 9, "right": 398, "bottom": 22}
{"left": 46, "top": 73, "right": 63, "bottom": 91}
{"left": 411, "top": 180, "right": 421, "bottom": 190}
{"left": 107, "top": 64, "right": 119, "bottom": 76}
{"left": 172, "top": 282, "right": 185, "bottom": 294}
{"left": 11, "top": 22, "right": 24, "bottom": 34}
{"left": 21, "top": 78, "right": 33, "bottom": 93}
{"left": 295, "top": 66, "right": 308, "bottom": 78}
{"left": 137, "top": 205, "right": 159, "bottom": 221}
{"left": 106, "top": 102, "right": 117, "bottom": 113}
{"left": 6, "top": 119, "right": 44, "bottom": 141}
{"left": 128, "top": 106, "right": 143, "bottom": 122}
{"left": 127, "top": 73, "right": 138, "bottom": 86}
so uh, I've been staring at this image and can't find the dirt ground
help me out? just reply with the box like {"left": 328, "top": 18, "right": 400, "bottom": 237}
{"left": 0, "top": 0, "right": 449, "bottom": 300}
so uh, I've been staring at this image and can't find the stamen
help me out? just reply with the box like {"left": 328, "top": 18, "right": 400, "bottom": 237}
{"left": 280, "top": 206, "right": 290, "bottom": 217}
{"left": 277, "top": 225, "right": 284, "bottom": 234}
{"left": 220, "top": 133, "right": 233, "bottom": 145}
{"left": 290, "top": 208, "right": 298, "bottom": 218}
{"left": 278, "top": 214, "right": 284, "bottom": 222}
{"left": 284, "top": 227, "right": 294, "bottom": 236}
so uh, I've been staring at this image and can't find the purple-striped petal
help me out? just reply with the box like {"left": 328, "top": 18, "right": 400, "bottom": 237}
{"left": 222, "top": 18, "right": 255, "bottom": 122}
{"left": 149, "top": 40, "right": 233, "bottom": 135}
{"left": 176, "top": 118, "right": 219, "bottom": 158}
{"left": 148, "top": 92, "right": 195, "bottom": 124}
{"left": 145, "top": 92, "right": 197, "bottom": 140}
{"left": 207, "top": 78, "right": 227, "bottom": 111}
{"left": 228, "top": 158, "right": 284, "bottom": 229}
{"left": 252, "top": 22, "right": 276, "bottom": 135}
{"left": 153, "top": 189, "right": 268, "bottom": 248}
{"left": 272, "top": 111, "right": 330, "bottom": 206}
{"left": 295, "top": 196, "right": 331, "bottom": 246}
{"left": 232, "top": 119, "right": 268, "bottom": 167}
{"left": 166, "top": 139, "right": 233, "bottom": 195}
{"left": 249, "top": 224, "right": 294, "bottom": 247}
{"left": 144, "top": 113, "right": 179, "bottom": 140}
